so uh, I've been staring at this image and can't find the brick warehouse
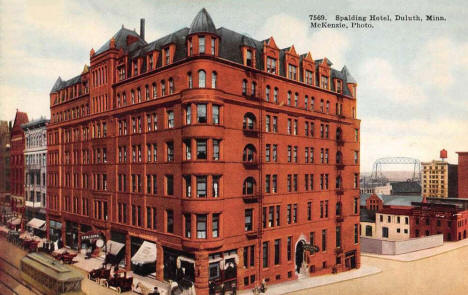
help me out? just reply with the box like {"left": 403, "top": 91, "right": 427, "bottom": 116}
{"left": 47, "top": 9, "right": 360, "bottom": 294}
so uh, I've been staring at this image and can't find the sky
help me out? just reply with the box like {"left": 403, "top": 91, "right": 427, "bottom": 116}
{"left": 0, "top": 0, "right": 467, "bottom": 172}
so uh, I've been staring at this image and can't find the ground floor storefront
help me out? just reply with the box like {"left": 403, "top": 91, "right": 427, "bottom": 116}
{"left": 45, "top": 218, "right": 360, "bottom": 295}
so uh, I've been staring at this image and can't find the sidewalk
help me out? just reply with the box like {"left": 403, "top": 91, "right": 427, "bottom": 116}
{"left": 362, "top": 238, "right": 468, "bottom": 262}
{"left": 239, "top": 265, "right": 381, "bottom": 295}
{"left": 72, "top": 250, "right": 170, "bottom": 294}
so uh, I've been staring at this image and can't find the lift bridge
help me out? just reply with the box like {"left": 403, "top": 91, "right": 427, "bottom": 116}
{"left": 369, "top": 157, "right": 421, "bottom": 185}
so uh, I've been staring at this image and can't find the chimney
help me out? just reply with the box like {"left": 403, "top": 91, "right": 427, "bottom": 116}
{"left": 140, "top": 18, "right": 145, "bottom": 40}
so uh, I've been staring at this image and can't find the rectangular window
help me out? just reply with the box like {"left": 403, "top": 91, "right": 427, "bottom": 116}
{"left": 199, "top": 36, "right": 205, "bottom": 53}
{"left": 166, "top": 175, "right": 174, "bottom": 195}
{"left": 322, "top": 229, "right": 327, "bottom": 251}
{"left": 267, "top": 57, "right": 277, "bottom": 74}
{"left": 272, "top": 175, "right": 277, "bottom": 193}
{"left": 167, "top": 111, "right": 174, "bottom": 128}
{"left": 307, "top": 201, "right": 312, "bottom": 220}
{"left": 196, "top": 176, "right": 207, "bottom": 197}
{"left": 274, "top": 239, "right": 280, "bottom": 265}
{"left": 266, "top": 144, "right": 271, "bottom": 162}
{"left": 166, "top": 209, "right": 174, "bottom": 233}
{"left": 212, "top": 105, "right": 220, "bottom": 124}
{"left": 336, "top": 226, "right": 341, "bottom": 248}
{"left": 287, "top": 236, "right": 292, "bottom": 260}
{"left": 167, "top": 142, "right": 174, "bottom": 162}
{"left": 213, "top": 140, "right": 220, "bottom": 160}
{"left": 212, "top": 175, "right": 220, "bottom": 197}
{"left": 197, "top": 214, "right": 207, "bottom": 238}
{"left": 245, "top": 209, "right": 253, "bottom": 231}
{"left": 197, "top": 139, "right": 207, "bottom": 159}
{"left": 276, "top": 205, "right": 280, "bottom": 226}
{"left": 186, "top": 105, "right": 192, "bottom": 125}
{"left": 354, "top": 224, "right": 359, "bottom": 244}
{"left": 212, "top": 214, "right": 219, "bottom": 238}
{"left": 262, "top": 242, "right": 269, "bottom": 268}
{"left": 273, "top": 145, "right": 277, "bottom": 162}
{"left": 197, "top": 104, "right": 207, "bottom": 123}
{"left": 287, "top": 204, "right": 292, "bottom": 224}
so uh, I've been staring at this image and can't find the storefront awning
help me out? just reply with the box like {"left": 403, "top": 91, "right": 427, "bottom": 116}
{"left": 8, "top": 217, "right": 21, "bottom": 225}
{"left": 106, "top": 240, "right": 125, "bottom": 256}
{"left": 27, "top": 218, "right": 46, "bottom": 230}
{"left": 131, "top": 241, "right": 156, "bottom": 265}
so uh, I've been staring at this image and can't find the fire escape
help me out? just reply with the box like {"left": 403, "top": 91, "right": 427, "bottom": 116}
{"left": 335, "top": 88, "right": 345, "bottom": 256}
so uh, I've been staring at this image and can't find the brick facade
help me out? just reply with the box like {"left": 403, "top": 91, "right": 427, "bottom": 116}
{"left": 457, "top": 152, "right": 468, "bottom": 198}
{"left": 47, "top": 9, "right": 360, "bottom": 294}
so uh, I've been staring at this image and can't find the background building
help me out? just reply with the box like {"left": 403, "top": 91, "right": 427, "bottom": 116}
{"left": 47, "top": 9, "right": 360, "bottom": 294}
{"left": 0, "top": 121, "right": 11, "bottom": 194}
{"left": 421, "top": 153, "right": 458, "bottom": 198}
{"left": 10, "top": 110, "right": 29, "bottom": 229}
{"left": 22, "top": 118, "right": 49, "bottom": 234}
{"left": 456, "top": 152, "right": 468, "bottom": 198}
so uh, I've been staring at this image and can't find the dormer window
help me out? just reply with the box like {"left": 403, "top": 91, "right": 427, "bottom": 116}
{"left": 211, "top": 38, "right": 216, "bottom": 55}
{"left": 133, "top": 60, "right": 138, "bottom": 76}
{"left": 288, "top": 64, "right": 297, "bottom": 80}
{"left": 165, "top": 48, "right": 170, "bottom": 65}
{"left": 305, "top": 70, "right": 313, "bottom": 85}
{"left": 199, "top": 36, "right": 205, "bottom": 54}
{"left": 267, "top": 57, "right": 277, "bottom": 74}
{"left": 148, "top": 54, "right": 153, "bottom": 70}
{"left": 246, "top": 50, "right": 253, "bottom": 67}
{"left": 337, "top": 80, "right": 342, "bottom": 93}
{"left": 321, "top": 76, "right": 329, "bottom": 89}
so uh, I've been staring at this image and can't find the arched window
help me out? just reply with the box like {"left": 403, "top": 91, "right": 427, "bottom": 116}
{"left": 243, "top": 144, "right": 256, "bottom": 162}
{"left": 243, "top": 113, "right": 256, "bottom": 129}
{"left": 251, "top": 82, "right": 256, "bottom": 96}
{"left": 131, "top": 89, "right": 135, "bottom": 103}
{"left": 161, "top": 80, "right": 166, "bottom": 96}
{"left": 336, "top": 127, "right": 343, "bottom": 141}
{"left": 336, "top": 176, "right": 342, "bottom": 189}
{"left": 212, "top": 71, "right": 217, "bottom": 89}
{"left": 187, "top": 72, "right": 193, "bottom": 89}
{"left": 287, "top": 91, "right": 291, "bottom": 105}
{"left": 242, "top": 79, "right": 247, "bottom": 95}
{"left": 274, "top": 87, "right": 278, "bottom": 103}
{"left": 243, "top": 177, "right": 256, "bottom": 195}
{"left": 169, "top": 78, "right": 174, "bottom": 94}
{"left": 336, "top": 201, "right": 342, "bottom": 216}
{"left": 198, "top": 70, "right": 206, "bottom": 88}
{"left": 336, "top": 151, "right": 343, "bottom": 164}
{"left": 265, "top": 85, "right": 270, "bottom": 101}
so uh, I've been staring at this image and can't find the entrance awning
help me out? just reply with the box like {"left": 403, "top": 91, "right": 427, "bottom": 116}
{"left": 131, "top": 241, "right": 156, "bottom": 265}
{"left": 106, "top": 240, "right": 125, "bottom": 256}
{"left": 8, "top": 217, "right": 21, "bottom": 225}
{"left": 26, "top": 218, "right": 46, "bottom": 230}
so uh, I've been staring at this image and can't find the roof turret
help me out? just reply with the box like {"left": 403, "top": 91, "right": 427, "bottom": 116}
{"left": 188, "top": 8, "right": 217, "bottom": 35}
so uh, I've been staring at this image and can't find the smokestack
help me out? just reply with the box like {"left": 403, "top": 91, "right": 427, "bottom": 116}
{"left": 140, "top": 18, "right": 145, "bottom": 40}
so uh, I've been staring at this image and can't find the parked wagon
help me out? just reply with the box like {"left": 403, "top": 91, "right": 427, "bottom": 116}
{"left": 103, "top": 270, "right": 133, "bottom": 293}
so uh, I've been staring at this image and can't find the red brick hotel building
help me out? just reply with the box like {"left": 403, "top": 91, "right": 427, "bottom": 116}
{"left": 47, "top": 9, "right": 360, "bottom": 294}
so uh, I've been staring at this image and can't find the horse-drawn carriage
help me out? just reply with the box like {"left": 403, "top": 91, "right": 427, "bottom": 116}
{"left": 102, "top": 269, "right": 133, "bottom": 293}
{"left": 7, "top": 230, "right": 20, "bottom": 245}
{"left": 88, "top": 264, "right": 112, "bottom": 284}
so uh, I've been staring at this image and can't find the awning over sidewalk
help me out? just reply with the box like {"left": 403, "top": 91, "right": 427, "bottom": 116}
{"left": 106, "top": 240, "right": 125, "bottom": 255}
{"left": 131, "top": 241, "right": 156, "bottom": 265}
{"left": 26, "top": 218, "right": 46, "bottom": 230}
{"left": 8, "top": 217, "right": 21, "bottom": 225}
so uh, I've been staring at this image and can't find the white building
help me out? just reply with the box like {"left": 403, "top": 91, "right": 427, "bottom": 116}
{"left": 375, "top": 208, "right": 411, "bottom": 241}
{"left": 22, "top": 118, "right": 49, "bottom": 233}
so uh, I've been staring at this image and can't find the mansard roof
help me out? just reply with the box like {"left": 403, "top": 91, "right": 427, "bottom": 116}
{"left": 342, "top": 65, "right": 357, "bottom": 84}
{"left": 95, "top": 26, "right": 146, "bottom": 55}
{"left": 50, "top": 74, "right": 82, "bottom": 94}
{"left": 188, "top": 8, "right": 217, "bottom": 35}
{"left": 53, "top": 9, "right": 357, "bottom": 96}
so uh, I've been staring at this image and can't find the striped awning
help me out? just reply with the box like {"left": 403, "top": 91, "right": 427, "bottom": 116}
{"left": 27, "top": 218, "right": 46, "bottom": 230}
{"left": 131, "top": 241, "right": 156, "bottom": 265}
{"left": 106, "top": 240, "right": 125, "bottom": 256}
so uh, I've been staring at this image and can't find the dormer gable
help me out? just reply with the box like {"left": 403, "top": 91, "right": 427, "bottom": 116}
{"left": 263, "top": 37, "right": 280, "bottom": 74}
{"left": 317, "top": 57, "right": 332, "bottom": 90}
{"left": 301, "top": 52, "right": 315, "bottom": 86}
{"left": 284, "top": 45, "right": 300, "bottom": 80}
